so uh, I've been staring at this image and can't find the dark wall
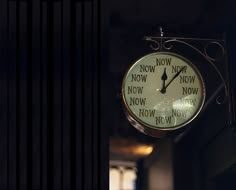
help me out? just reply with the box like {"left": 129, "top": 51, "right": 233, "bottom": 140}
{"left": 172, "top": 0, "right": 236, "bottom": 189}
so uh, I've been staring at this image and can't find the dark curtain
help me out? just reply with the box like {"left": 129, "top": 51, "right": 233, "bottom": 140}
{"left": 0, "top": 0, "right": 108, "bottom": 189}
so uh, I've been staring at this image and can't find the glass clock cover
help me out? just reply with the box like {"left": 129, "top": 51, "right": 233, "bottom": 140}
{"left": 122, "top": 52, "right": 205, "bottom": 136}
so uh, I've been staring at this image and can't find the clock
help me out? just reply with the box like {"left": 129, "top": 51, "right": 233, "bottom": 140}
{"left": 121, "top": 52, "right": 206, "bottom": 137}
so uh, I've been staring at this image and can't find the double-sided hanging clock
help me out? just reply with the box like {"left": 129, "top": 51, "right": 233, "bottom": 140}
{"left": 121, "top": 52, "right": 206, "bottom": 137}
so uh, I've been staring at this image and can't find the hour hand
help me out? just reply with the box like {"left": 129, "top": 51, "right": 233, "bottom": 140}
{"left": 160, "top": 68, "right": 167, "bottom": 93}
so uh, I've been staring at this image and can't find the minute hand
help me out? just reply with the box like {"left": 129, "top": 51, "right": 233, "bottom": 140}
{"left": 164, "top": 66, "right": 186, "bottom": 90}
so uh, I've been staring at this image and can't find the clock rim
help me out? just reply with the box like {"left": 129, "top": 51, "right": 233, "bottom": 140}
{"left": 121, "top": 51, "right": 206, "bottom": 136}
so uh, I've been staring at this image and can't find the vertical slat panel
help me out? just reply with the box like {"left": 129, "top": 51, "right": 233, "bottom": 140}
{"left": 99, "top": 0, "right": 109, "bottom": 188}
{"left": 19, "top": 2, "right": 28, "bottom": 189}
{"left": 92, "top": 0, "right": 99, "bottom": 188}
{"left": 8, "top": 2, "right": 17, "bottom": 189}
{"left": 47, "top": 1, "right": 54, "bottom": 189}
{"left": 62, "top": 0, "right": 71, "bottom": 189}
{"left": 0, "top": 0, "right": 8, "bottom": 188}
{"left": 32, "top": 0, "right": 41, "bottom": 189}
{"left": 70, "top": 1, "right": 76, "bottom": 189}
{"left": 75, "top": 3, "right": 82, "bottom": 189}
{"left": 2, "top": 0, "right": 108, "bottom": 189}
{"left": 53, "top": 2, "right": 62, "bottom": 190}
{"left": 27, "top": 1, "right": 33, "bottom": 189}
{"left": 41, "top": 2, "right": 48, "bottom": 190}
{"left": 83, "top": 2, "right": 93, "bottom": 189}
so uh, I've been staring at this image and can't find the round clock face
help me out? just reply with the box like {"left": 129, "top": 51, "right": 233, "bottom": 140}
{"left": 122, "top": 52, "right": 205, "bottom": 136}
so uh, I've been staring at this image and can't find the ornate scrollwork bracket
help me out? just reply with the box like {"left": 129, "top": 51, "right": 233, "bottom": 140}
{"left": 144, "top": 28, "right": 235, "bottom": 127}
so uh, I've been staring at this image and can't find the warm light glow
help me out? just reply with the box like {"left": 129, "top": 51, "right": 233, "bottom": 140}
{"left": 133, "top": 145, "right": 154, "bottom": 156}
{"left": 110, "top": 137, "right": 154, "bottom": 159}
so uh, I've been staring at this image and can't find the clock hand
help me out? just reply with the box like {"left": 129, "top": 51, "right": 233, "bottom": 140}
{"left": 160, "top": 68, "right": 168, "bottom": 94}
{"left": 161, "top": 66, "right": 186, "bottom": 93}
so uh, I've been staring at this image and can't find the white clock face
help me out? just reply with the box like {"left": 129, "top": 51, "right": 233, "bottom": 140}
{"left": 122, "top": 52, "right": 205, "bottom": 132}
